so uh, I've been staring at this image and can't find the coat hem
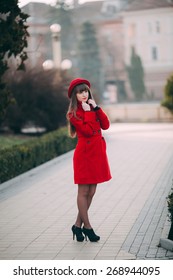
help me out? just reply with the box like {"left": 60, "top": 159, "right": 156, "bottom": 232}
{"left": 74, "top": 177, "right": 112, "bottom": 185}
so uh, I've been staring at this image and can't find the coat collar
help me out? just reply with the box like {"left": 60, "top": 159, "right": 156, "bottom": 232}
{"left": 77, "top": 100, "right": 93, "bottom": 111}
{"left": 77, "top": 101, "right": 83, "bottom": 110}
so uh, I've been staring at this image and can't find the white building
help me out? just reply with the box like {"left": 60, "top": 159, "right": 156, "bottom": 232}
{"left": 123, "top": 0, "right": 173, "bottom": 100}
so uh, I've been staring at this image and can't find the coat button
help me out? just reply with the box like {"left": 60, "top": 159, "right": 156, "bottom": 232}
{"left": 87, "top": 140, "right": 90, "bottom": 144}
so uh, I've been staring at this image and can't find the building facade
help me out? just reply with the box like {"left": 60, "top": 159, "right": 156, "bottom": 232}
{"left": 22, "top": 0, "right": 173, "bottom": 102}
{"left": 123, "top": 0, "right": 173, "bottom": 100}
{"left": 22, "top": 3, "right": 54, "bottom": 68}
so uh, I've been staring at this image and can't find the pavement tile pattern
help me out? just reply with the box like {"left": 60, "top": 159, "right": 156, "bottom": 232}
{"left": 0, "top": 123, "right": 173, "bottom": 260}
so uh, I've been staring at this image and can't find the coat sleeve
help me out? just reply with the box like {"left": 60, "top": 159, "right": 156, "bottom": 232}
{"left": 69, "top": 111, "right": 97, "bottom": 137}
{"left": 95, "top": 108, "right": 110, "bottom": 130}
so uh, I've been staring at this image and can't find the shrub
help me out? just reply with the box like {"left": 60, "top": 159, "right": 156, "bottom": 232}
{"left": 2, "top": 68, "right": 70, "bottom": 133}
{"left": 0, "top": 127, "right": 77, "bottom": 183}
{"left": 167, "top": 186, "right": 173, "bottom": 240}
{"left": 161, "top": 73, "right": 173, "bottom": 114}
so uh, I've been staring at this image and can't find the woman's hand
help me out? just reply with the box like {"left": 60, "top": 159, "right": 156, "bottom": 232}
{"left": 82, "top": 102, "right": 91, "bottom": 111}
{"left": 88, "top": 99, "right": 97, "bottom": 108}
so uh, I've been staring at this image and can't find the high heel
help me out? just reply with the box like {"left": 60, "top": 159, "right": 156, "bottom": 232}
{"left": 71, "top": 225, "right": 84, "bottom": 242}
{"left": 82, "top": 227, "right": 100, "bottom": 242}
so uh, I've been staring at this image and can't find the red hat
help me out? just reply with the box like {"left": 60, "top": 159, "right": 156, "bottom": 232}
{"left": 68, "top": 78, "right": 90, "bottom": 98}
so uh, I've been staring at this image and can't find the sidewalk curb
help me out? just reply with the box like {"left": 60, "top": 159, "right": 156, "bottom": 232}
{"left": 159, "top": 218, "right": 173, "bottom": 252}
{"left": 160, "top": 238, "right": 173, "bottom": 252}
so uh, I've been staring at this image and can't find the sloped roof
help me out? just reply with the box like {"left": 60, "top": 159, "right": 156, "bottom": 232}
{"left": 124, "top": 0, "right": 173, "bottom": 12}
{"left": 21, "top": 2, "right": 55, "bottom": 24}
{"left": 72, "top": 0, "right": 126, "bottom": 25}
{"left": 72, "top": 0, "right": 104, "bottom": 24}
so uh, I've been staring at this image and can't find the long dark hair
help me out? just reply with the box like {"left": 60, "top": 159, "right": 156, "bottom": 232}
{"left": 66, "top": 83, "right": 93, "bottom": 138}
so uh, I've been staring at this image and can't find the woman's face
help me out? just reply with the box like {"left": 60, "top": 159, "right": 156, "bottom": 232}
{"left": 76, "top": 89, "right": 89, "bottom": 103}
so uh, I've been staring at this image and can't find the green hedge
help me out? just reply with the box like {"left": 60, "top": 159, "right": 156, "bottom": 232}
{"left": 0, "top": 127, "right": 77, "bottom": 184}
{"left": 167, "top": 186, "right": 173, "bottom": 240}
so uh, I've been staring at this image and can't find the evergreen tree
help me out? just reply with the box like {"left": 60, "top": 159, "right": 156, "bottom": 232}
{"left": 126, "top": 46, "right": 146, "bottom": 101}
{"left": 0, "top": 0, "right": 29, "bottom": 121}
{"left": 78, "top": 21, "right": 102, "bottom": 95}
{"left": 161, "top": 73, "right": 173, "bottom": 114}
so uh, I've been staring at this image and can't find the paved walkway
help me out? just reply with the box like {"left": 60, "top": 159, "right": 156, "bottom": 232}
{"left": 0, "top": 123, "right": 173, "bottom": 260}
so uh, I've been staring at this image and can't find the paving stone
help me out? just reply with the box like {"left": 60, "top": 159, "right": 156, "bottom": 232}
{"left": 0, "top": 123, "right": 173, "bottom": 259}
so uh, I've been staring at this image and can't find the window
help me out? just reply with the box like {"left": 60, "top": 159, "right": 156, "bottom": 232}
{"left": 128, "top": 23, "right": 136, "bottom": 38}
{"left": 156, "top": 21, "right": 160, "bottom": 33}
{"left": 104, "top": 31, "right": 112, "bottom": 42}
{"left": 148, "top": 21, "right": 160, "bottom": 34}
{"left": 148, "top": 22, "right": 152, "bottom": 34}
{"left": 107, "top": 5, "right": 116, "bottom": 14}
{"left": 152, "top": 46, "right": 158, "bottom": 61}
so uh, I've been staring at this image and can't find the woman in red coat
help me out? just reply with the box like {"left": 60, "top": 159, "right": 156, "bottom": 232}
{"left": 67, "top": 78, "right": 111, "bottom": 242}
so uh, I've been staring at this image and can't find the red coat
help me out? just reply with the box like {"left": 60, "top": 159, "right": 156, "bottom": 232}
{"left": 69, "top": 103, "right": 112, "bottom": 184}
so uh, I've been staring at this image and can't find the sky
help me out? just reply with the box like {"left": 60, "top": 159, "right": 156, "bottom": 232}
{"left": 18, "top": 0, "right": 102, "bottom": 8}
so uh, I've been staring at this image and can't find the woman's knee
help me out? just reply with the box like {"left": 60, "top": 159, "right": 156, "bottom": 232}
{"left": 88, "top": 184, "right": 97, "bottom": 198}
{"left": 78, "top": 184, "right": 90, "bottom": 197}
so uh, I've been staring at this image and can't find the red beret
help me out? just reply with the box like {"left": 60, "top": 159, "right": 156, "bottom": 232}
{"left": 68, "top": 78, "right": 90, "bottom": 98}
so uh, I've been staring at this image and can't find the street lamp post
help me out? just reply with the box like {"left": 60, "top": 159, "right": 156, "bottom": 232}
{"left": 43, "top": 25, "right": 72, "bottom": 74}
{"left": 50, "top": 23, "right": 61, "bottom": 69}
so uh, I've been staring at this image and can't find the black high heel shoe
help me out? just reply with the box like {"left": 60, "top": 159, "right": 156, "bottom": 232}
{"left": 82, "top": 227, "right": 100, "bottom": 242}
{"left": 71, "top": 225, "right": 84, "bottom": 242}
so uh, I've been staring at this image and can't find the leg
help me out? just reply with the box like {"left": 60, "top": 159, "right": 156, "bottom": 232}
{"left": 75, "top": 184, "right": 97, "bottom": 228}
{"left": 73, "top": 184, "right": 100, "bottom": 242}
{"left": 88, "top": 184, "right": 97, "bottom": 209}
{"left": 81, "top": 184, "right": 100, "bottom": 241}
{"left": 76, "top": 184, "right": 91, "bottom": 228}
